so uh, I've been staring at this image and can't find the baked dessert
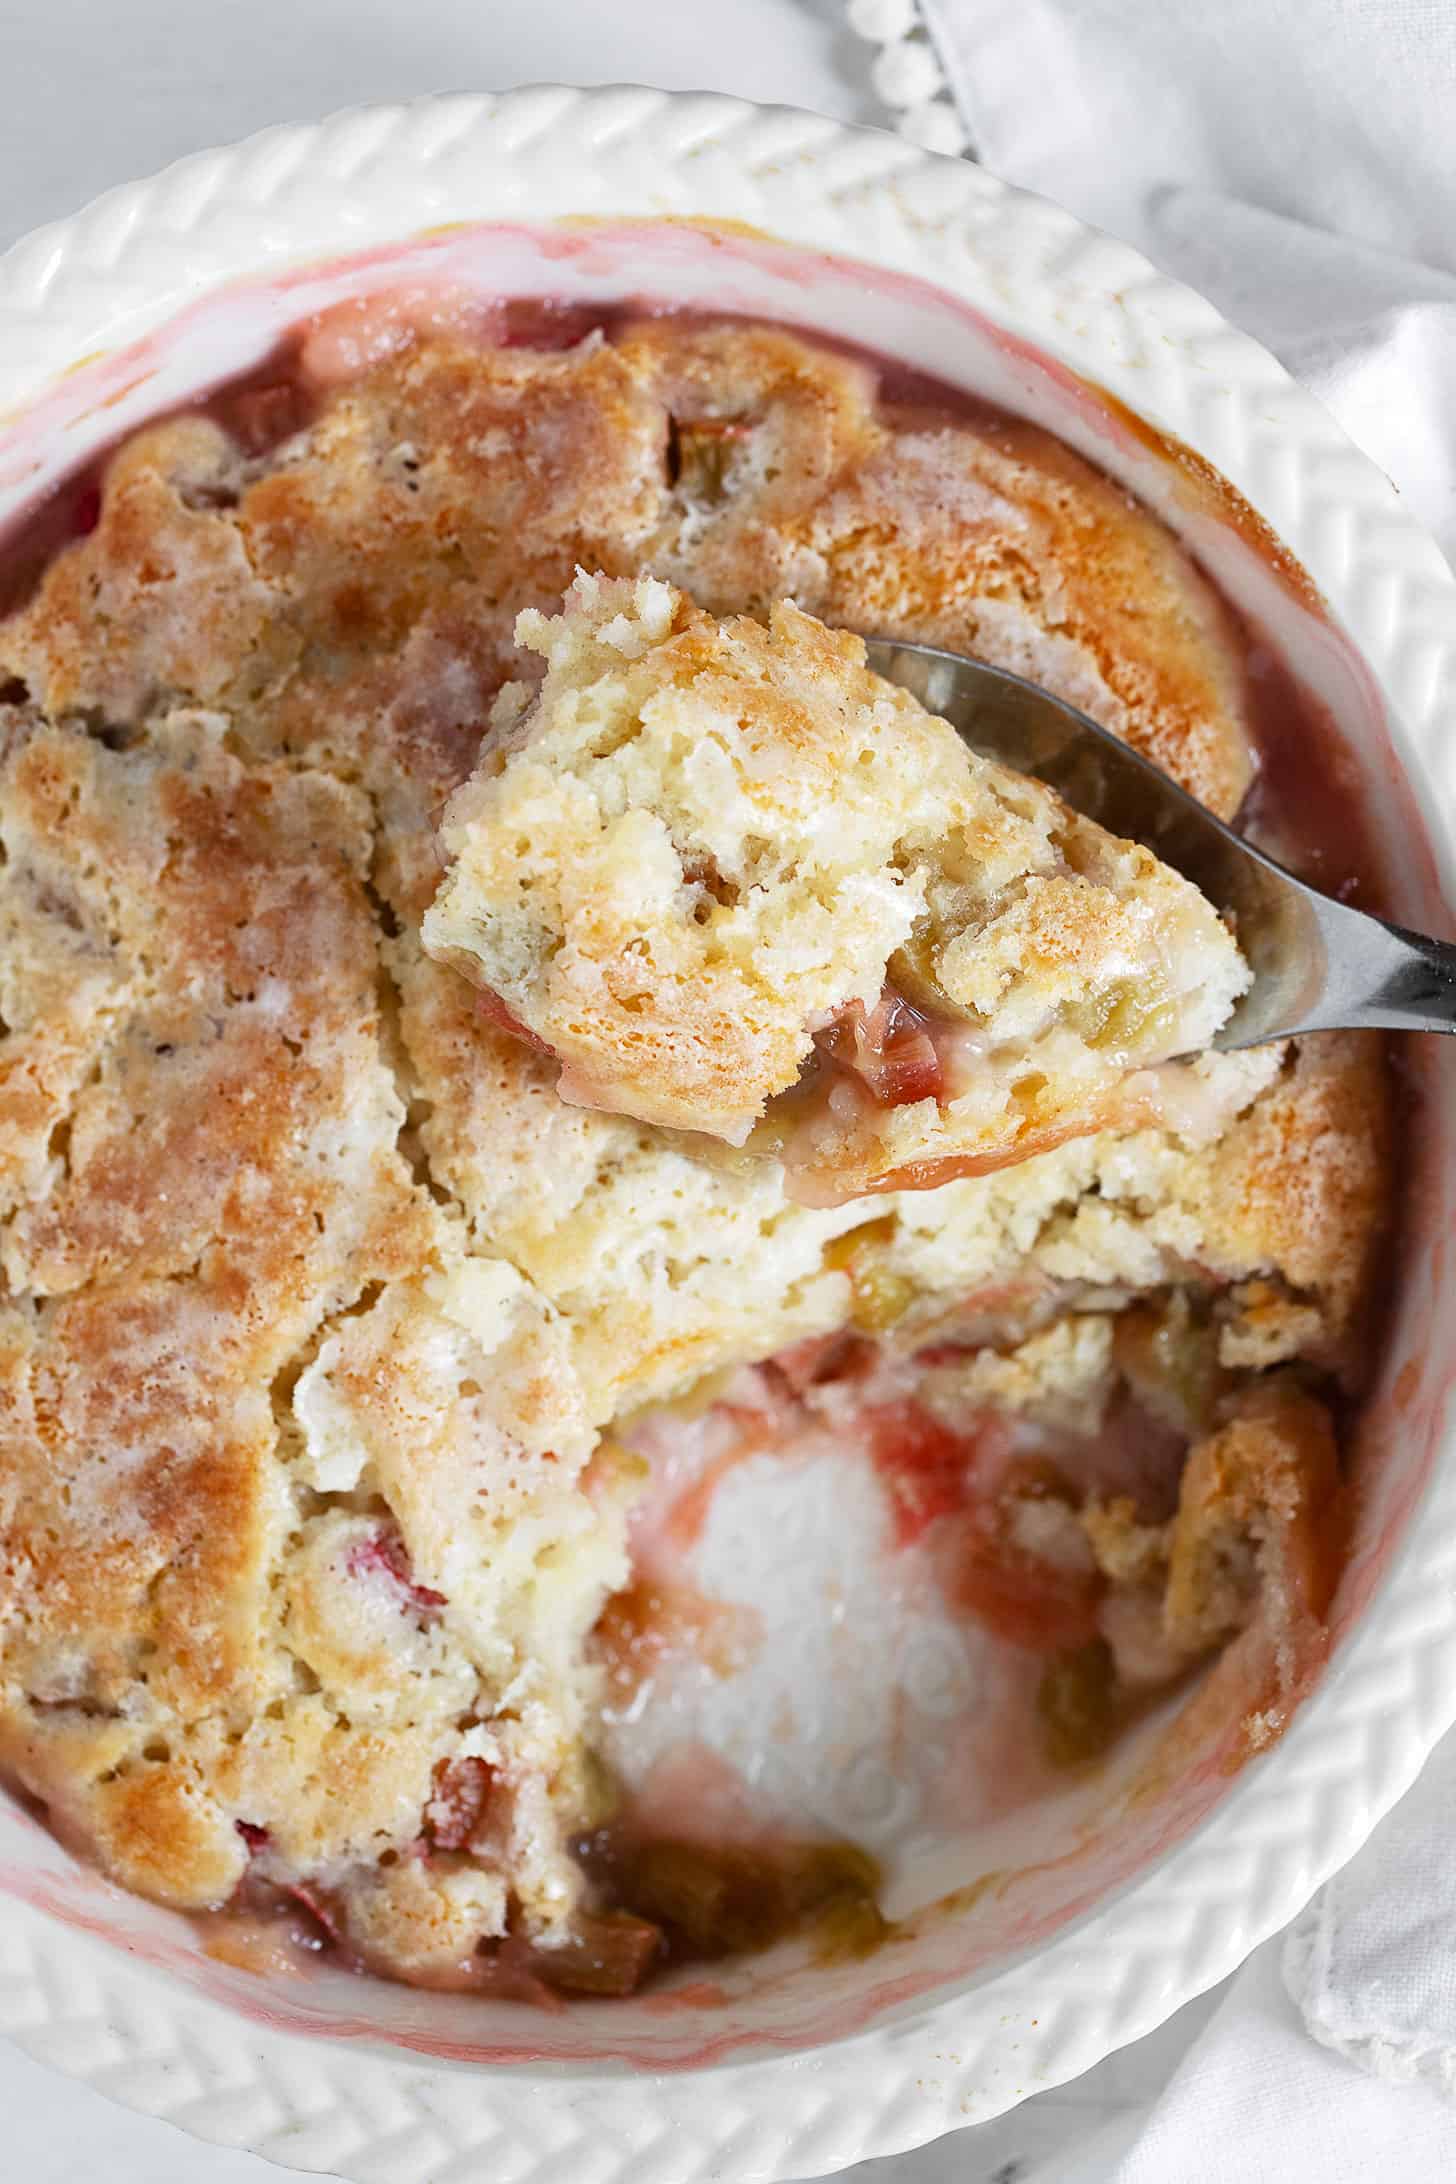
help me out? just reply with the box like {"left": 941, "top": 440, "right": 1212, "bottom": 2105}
{"left": 422, "top": 571, "right": 1249, "bottom": 1199}
{"left": 0, "top": 302, "right": 1391, "bottom": 1997}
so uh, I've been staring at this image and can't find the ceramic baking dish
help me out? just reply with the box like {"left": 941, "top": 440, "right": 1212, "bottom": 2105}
{"left": 1, "top": 86, "right": 1455, "bottom": 2184}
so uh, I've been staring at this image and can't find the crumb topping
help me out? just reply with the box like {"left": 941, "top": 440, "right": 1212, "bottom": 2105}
{"left": 422, "top": 573, "right": 1249, "bottom": 1184}
{"left": 0, "top": 310, "right": 1392, "bottom": 1990}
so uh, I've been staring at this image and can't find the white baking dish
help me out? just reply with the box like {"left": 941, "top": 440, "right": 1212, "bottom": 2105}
{"left": 1, "top": 86, "right": 1455, "bottom": 2184}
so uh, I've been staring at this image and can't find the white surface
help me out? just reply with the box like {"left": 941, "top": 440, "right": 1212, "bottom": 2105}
{"left": 0, "top": 0, "right": 876, "bottom": 253}
{"left": 929, "top": 0, "right": 1456, "bottom": 556}
{"left": 0, "top": 1938, "right": 1437, "bottom": 2184}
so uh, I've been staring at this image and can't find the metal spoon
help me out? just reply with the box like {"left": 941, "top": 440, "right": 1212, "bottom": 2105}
{"left": 864, "top": 637, "right": 1456, "bottom": 1050}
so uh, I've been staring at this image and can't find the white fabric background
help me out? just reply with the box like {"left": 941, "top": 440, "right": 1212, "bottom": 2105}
{"left": 3, "top": 0, "right": 1454, "bottom": 2177}
{"left": 925, "top": 0, "right": 1456, "bottom": 557}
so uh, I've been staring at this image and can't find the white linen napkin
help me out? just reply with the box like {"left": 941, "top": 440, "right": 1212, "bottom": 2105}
{"left": 843, "top": 1, "right": 1456, "bottom": 2171}
{"left": 1284, "top": 1732, "right": 1456, "bottom": 2096}
{"left": 920, "top": 0, "right": 1456, "bottom": 559}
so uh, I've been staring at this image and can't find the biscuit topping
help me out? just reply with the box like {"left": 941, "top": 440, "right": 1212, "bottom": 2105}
{"left": 0, "top": 307, "right": 1390, "bottom": 1998}
{"left": 423, "top": 571, "right": 1250, "bottom": 1197}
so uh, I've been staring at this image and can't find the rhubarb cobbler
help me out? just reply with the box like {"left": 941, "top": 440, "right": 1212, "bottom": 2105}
{"left": 0, "top": 303, "right": 1390, "bottom": 1998}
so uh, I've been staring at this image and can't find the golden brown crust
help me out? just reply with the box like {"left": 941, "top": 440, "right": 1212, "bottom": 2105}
{"left": 0, "top": 700, "right": 615, "bottom": 1918}
{"left": 0, "top": 319, "right": 1254, "bottom": 824}
{"left": 1183, "top": 1034, "right": 1391, "bottom": 1363}
{"left": 423, "top": 573, "right": 1248, "bottom": 1171}
{"left": 0, "top": 310, "right": 1394, "bottom": 1966}
{"left": 804, "top": 412, "right": 1255, "bottom": 821}
{"left": 1164, "top": 1378, "right": 1344, "bottom": 1661}
{"left": 0, "top": 420, "right": 276, "bottom": 721}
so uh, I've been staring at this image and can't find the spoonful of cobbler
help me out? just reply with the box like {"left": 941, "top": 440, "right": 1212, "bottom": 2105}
{"left": 422, "top": 570, "right": 1455, "bottom": 1208}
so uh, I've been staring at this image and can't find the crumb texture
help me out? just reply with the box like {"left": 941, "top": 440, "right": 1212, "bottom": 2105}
{"left": 423, "top": 571, "right": 1248, "bottom": 1181}
{"left": 0, "top": 310, "right": 1391, "bottom": 1985}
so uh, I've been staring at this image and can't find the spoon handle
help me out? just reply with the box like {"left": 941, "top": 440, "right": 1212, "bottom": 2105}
{"left": 1336, "top": 913, "right": 1456, "bottom": 1036}
{"left": 1229, "top": 882, "right": 1456, "bottom": 1046}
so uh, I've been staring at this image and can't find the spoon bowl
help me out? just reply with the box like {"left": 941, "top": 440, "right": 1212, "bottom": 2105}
{"left": 865, "top": 637, "right": 1456, "bottom": 1048}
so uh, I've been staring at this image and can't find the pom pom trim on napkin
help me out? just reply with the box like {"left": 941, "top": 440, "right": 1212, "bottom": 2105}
{"left": 845, "top": 0, "right": 968, "bottom": 152}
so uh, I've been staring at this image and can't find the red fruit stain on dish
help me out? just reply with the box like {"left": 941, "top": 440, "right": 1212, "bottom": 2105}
{"left": 948, "top": 1532, "right": 1101, "bottom": 1652}
{"left": 345, "top": 1524, "right": 447, "bottom": 1618}
{"left": 862, "top": 1401, "right": 1010, "bottom": 1548}
{"left": 593, "top": 1578, "right": 763, "bottom": 1711}
{"left": 639, "top": 1978, "right": 732, "bottom": 2014}
{"left": 657, "top": 1438, "right": 763, "bottom": 1555}
{"left": 597, "top": 1394, "right": 785, "bottom": 1705}
{"left": 70, "top": 483, "right": 101, "bottom": 538}
{"left": 498, "top": 295, "right": 617, "bottom": 350}
{"left": 622, "top": 1376, "right": 795, "bottom": 1566}
{"left": 862, "top": 1400, "right": 1103, "bottom": 1649}
{"left": 624, "top": 1740, "right": 769, "bottom": 1848}
{"left": 281, "top": 1881, "right": 344, "bottom": 1946}
{"left": 940, "top": 1461, "right": 1104, "bottom": 1653}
